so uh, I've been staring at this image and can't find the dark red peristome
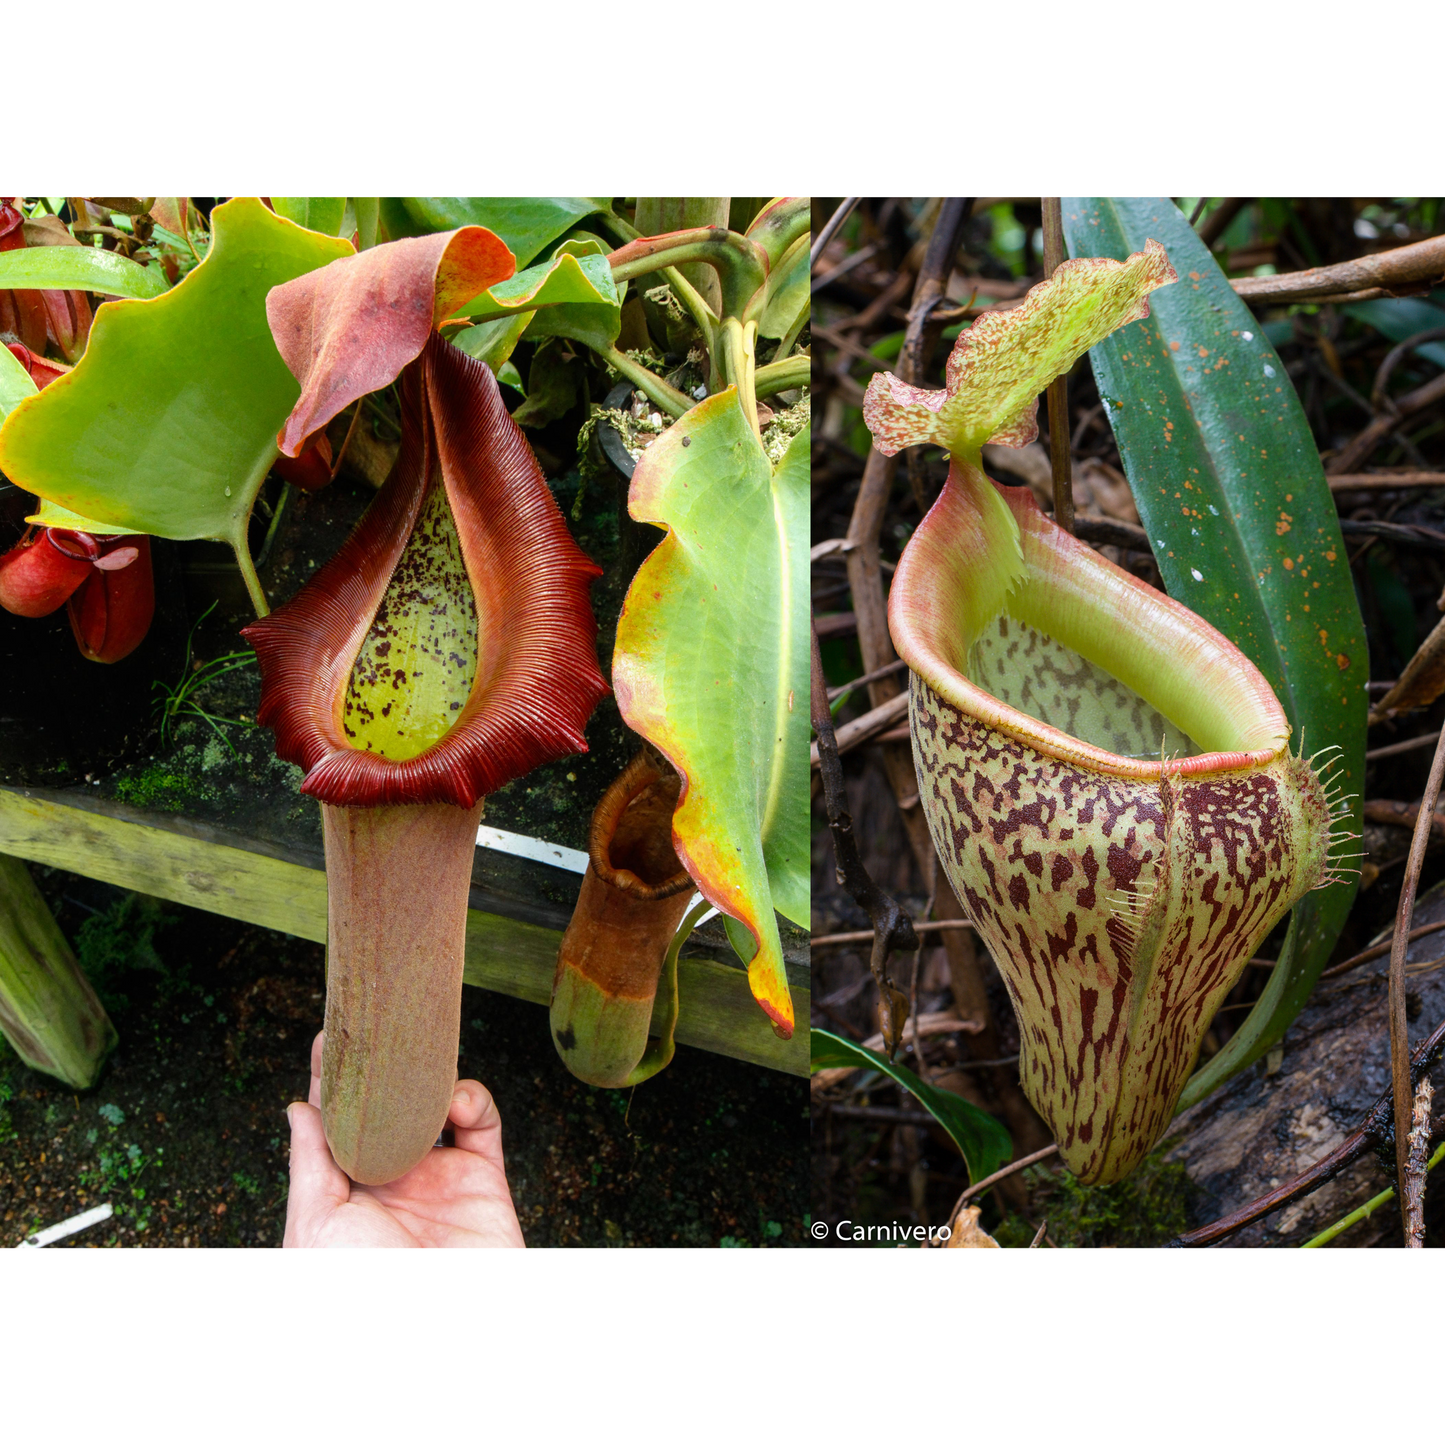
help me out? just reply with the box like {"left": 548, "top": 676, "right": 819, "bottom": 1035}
{"left": 67, "top": 535, "right": 154, "bottom": 663}
{"left": 243, "top": 332, "right": 608, "bottom": 809}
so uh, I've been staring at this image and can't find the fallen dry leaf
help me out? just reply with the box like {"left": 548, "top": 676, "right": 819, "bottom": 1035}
{"left": 947, "top": 1205, "right": 1000, "bottom": 1248}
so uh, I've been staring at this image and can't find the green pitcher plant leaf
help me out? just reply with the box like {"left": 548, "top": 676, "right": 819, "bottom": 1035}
{"left": 450, "top": 313, "right": 534, "bottom": 374}
{"left": 0, "top": 243, "right": 169, "bottom": 300}
{"left": 447, "top": 247, "right": 619, "bottom": 324}
{"left": 26, "top": 501, "right": 140, "bottom": 536}
{"left": 743, "top": 198, "right": 811, "bottom": 271}
{"left": 0, "top": 199, "right": 353, "bottom": 605}
{"left": 271, "top": 197, "right": 348, "bottom": 236}
{"left": 810, "top": 1029, "right": 1013, "bottom": 1185}
{"left": 611, "top": 388, "right": 809, "bottom": 1039}
{"left": 396, "top": 198, "right": 613, "bottom": 267}
{"left": 0, "top": 351, "right": 122, "bottom": 530}
{"left": 522, "top": 239, "right": 625, "bottom": 355}
{"left": 863, "top": 242, "right": 1346, "bottom": 1184}
{"left": 758, "top": 232, "right": 809, "bottom": 340}
{"left": 0, "top": 343, "right": 35, "bottom": 418}
{"left": 1062, "top": 199, "right": 1367, "bottom": 1108}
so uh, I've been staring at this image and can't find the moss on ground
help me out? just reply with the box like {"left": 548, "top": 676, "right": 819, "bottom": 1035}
{"left": 113, "top": 765, "right": 204, "bottom": 812}
{"left": 993, "top": 1150, "right": 1203, "bottom": 1248}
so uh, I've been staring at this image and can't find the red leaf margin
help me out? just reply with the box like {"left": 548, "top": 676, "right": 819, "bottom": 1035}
{"left": 243, "top": 333, "right": 608, "bottom": 808}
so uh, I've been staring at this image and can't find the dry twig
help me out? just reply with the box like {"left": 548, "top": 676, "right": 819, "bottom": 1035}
{"left": 1231, "top": 235, "right": 1445, "bottom": 305}
{"left": 1318, "top": 917, "right": 1445, "bottom": 982}
{"left": 1328, "top": 472, "right": 1445, "bottom": 491}
{"left": 1386, "top": 730, "right": 1445, "bottom": 1234}
{"left": 1404, "top": 1077, "right": 1433, "bottom": 1248}
{"left": 1368, "top": 613, "right": 1445, "bottom": 725}
{"left": 1042, "top": 198, "right": 1073, "bottom": 533}
{"left": 810, "top": 623, "right": 918, "bottom": 1055}
{"left": 1328, "top": 369, "right": 1445, "bottom": 475}
{"left": 809, "top": 197, "right": 860, "bottom": 271}
{"left": 1366, "top": 731, "right": 1442, "bottom": 762}
{"left": 944, "top": 1144, "right": 1062, "bottom": 1231}
{"left": 812, "top": 919, "right": 973, "bottom": 948}
{"left": 809, "top": 692, "right": 908, "bottom": 767}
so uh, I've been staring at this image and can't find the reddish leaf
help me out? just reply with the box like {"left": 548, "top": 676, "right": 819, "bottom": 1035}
{"left": 38, "top": 286, "right": 91, "bottom": 362}
{"left": 149, "top": 197, "right": 190, "bottom": 238}
{"left": 0, "top": 287, "right": 49, "bottom": 355}
{"left": 265, "top": 228, "right": 515, "bottom": 456}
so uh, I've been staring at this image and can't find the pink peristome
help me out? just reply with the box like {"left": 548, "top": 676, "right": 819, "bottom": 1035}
{"left": 864, "top": 240, "right": 1178, "bottom": 458}
{"left": 266, "top": 227, "right": 516, "bottom": 457}
{"left": 244, "top": 332, "right": 607, "bottom": 809}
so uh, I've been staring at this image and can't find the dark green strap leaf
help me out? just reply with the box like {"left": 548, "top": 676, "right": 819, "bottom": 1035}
{"left": 810, "top": 1028, "right": 1013, "bottom": 1183}
{"left": 1062, "top": 198, "right": 1367, "bottom": 1104}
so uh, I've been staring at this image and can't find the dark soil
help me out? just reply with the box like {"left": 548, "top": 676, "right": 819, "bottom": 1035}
{"left": 0, "top": 865, "right": 808, "bottom": 1248}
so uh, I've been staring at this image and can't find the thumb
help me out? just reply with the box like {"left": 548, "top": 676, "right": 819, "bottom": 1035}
{"left": 283, "top": 1101, "right": 351, "bottom": 1247}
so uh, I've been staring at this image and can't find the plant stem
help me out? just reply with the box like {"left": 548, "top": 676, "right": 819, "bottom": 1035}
{"left": 610, "top": 239, "right": 732, "bottom": 287}
{"left": 231, "top": 536, "right": 269, "bottom": 619}
{"left": 609, "top": 230, "right": 764, "bottom": 325}
{"left": 718, "top": 317, "right": 759, "bottom": 435}
{"left": 255, "top": 482, "right": 291, "bottom": 571}
{"left": 595, "top": 210, "right": 639, "bottom": 246}
{"left": 659, "top": 267, "right": 718, "bottom": 352}
{"left": 755, "top": 353, "right": 810, "bottom": 400}
{"left": 602, "top": 346, "right": 691, "bottom": 419}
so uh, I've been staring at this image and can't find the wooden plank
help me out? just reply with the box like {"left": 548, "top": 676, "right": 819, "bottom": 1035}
{"left": 0, "top": 787, "right": 329, "bottom": 942}
{"left": 0, "top": 787, "right": 808, "bottom": 1076}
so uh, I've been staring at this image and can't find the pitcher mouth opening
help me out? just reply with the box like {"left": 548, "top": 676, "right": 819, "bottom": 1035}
{"left": 890, "top": 467, "right": 1292, "bottom": 782}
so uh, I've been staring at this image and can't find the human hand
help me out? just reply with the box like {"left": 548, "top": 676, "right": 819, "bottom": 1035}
{"left": 283, "top": 1032, "right": 525, "bottom": 1248}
